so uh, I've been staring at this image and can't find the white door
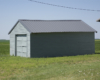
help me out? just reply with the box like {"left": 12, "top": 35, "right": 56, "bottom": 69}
{"left": 16, "top": 35, "right": 27, "bottom": 57}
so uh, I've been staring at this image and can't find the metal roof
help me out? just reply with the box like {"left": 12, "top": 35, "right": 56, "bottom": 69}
{"left": 8, "top": 19, "right": 97, "bottom": 34}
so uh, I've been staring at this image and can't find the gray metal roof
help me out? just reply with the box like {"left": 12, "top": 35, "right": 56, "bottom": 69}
{"left": 9, "top": 19, "right": 97, "bottom": 34}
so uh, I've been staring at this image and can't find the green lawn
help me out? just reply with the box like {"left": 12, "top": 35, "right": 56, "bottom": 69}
{"left": 95, "top": 39, "right": 100, "bottom": 54}
{"left": 0, "top": 40, "right": 100, "bottom": 80}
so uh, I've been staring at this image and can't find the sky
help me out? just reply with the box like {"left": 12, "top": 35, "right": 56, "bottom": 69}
{"left": 0, "top": 0, "right": 100, "bottom": 39}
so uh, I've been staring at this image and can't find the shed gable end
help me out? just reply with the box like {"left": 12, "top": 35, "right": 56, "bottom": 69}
{"left": 10, "top": 22, "right": 29, "bottom": 34}
{"left": 10, "top": 22, "right": 30, "bottom": 57}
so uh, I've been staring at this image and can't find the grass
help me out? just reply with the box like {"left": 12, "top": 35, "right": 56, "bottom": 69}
{"left": 95, "top": 39, "right": 100, "bottom": 54}
{"left": 0, "top": 40, "right": 9, "bottom": 55}
{"left": 0, "top": 40, "right": 100, "bottom": 80}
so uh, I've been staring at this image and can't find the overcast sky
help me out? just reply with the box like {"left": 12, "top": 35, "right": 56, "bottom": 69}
{"left": 0, "top": 0, "right": 100, "bottom": 39}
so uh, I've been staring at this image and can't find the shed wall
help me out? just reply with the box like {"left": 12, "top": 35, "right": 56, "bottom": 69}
{"left": 10, "top": 22, "right": 30, "bottom": 57}
{"left": 31, "top": 32, "right": 95, "bottom": 57}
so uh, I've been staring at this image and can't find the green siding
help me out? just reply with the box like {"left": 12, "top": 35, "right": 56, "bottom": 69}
{"left": 31, "top": 32, "right": 95, "bottom": 57}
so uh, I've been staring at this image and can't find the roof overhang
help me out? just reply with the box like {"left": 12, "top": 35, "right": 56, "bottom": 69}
{"left": 8, "top": 20, "right": 19, "bottom": 34}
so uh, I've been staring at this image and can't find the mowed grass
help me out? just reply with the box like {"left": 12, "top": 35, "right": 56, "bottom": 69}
{"left": 0, "top": 40, "right": 100, "bottom": 80}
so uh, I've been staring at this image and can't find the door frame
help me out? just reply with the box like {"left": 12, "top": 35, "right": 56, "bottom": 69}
{"left": 15, "top": 34, "right": 27, "bottom": 56}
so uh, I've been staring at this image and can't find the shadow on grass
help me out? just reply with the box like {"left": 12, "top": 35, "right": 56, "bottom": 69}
{"left": 31, "top": 53, "right": 96, "bottom": 58}
{"left": 95, "top": 52, "right": 100, "bottom": 54}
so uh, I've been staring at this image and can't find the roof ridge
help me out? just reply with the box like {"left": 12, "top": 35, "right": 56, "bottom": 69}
{"left": 19, "top": 19, "right": 81, "bottom": 21}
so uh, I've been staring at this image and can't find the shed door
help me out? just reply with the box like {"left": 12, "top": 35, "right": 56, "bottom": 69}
{"left": 16, "top": 35, "right": 27, "bottom": 57}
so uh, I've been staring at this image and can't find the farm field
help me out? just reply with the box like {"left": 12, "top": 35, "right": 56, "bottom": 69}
{"left": 0, "top": 40, "right": 100, "bottom": 80}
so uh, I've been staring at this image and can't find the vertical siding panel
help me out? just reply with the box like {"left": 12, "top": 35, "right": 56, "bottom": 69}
{"left": 31, "top": 32, "right": 95, "bottom": 57}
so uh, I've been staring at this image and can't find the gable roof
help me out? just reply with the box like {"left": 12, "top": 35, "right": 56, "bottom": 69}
{"left": 8, "top": 19, "right": 97, "bottom": 34}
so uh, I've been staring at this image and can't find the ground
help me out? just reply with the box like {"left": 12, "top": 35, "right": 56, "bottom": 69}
{"left": 0, "top": 40, "right": 100, "bottom": 80}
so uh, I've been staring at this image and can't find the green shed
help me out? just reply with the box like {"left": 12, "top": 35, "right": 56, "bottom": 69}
{"left": 8, "top": 19, "right": 97, "bottom": 57}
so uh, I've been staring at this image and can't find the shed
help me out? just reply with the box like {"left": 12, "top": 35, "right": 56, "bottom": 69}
{"left": 8, "top": 19, "right": 97, "bottom": 58}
